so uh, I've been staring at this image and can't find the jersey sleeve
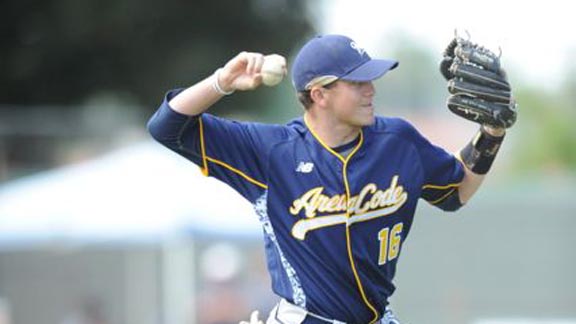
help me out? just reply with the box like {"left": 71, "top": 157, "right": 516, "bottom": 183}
{"left": 395, "top": 119, "right": 465, "bottom": 208}
{"left": 147, "top": 89, "right": 287, "bottom": 203}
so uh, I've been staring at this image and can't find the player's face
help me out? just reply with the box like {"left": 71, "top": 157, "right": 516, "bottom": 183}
{"left": 324, "top": 80, "right": 376, "bottom": 127}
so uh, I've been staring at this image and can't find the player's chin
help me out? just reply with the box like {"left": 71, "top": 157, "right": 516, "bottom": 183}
{"left": 363, "top": 116, "right": 376, "bottom": 126}
{"left": 358, "top": 107, "right": 375, "bottom": 125}
{"left": 353, "top": 115, "right": 375, "bottom": 127}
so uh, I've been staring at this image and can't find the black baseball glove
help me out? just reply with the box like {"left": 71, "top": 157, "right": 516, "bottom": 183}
{"left": 440, "top": 36, "right": 517, "bottom": 128}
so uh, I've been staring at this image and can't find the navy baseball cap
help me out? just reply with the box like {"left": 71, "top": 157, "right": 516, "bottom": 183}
{"left": 292, "top": 34, "right": 399, "bottom": 91}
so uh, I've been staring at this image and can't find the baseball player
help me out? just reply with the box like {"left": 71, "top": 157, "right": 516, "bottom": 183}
{"left": 147, "top": 34, "right": 515, "bottom": 323}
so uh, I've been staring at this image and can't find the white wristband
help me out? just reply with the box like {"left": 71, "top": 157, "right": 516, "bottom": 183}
{"left": 212, "top": 68, "right": 234, "bottom": 95}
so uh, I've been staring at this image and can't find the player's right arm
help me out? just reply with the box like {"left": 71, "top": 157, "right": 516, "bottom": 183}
{"left": 168, "top": 52, "right": 265, "bottom": 116}
{"left": 147, "top": 53, "right": 289, "bottom": 202}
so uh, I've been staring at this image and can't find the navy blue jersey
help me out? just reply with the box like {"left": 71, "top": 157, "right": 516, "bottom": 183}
{"left": 148, "top": 89, "right": 464, "bottom": 323}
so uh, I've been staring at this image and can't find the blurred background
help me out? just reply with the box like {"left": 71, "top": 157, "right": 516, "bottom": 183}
{"left": 0, "top": 0, "right": 575, "bottom": 323}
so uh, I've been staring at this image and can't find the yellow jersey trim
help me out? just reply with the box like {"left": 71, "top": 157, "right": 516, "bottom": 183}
{"left": 304, "top": 115, "right": 350, "bottom": 163}
{"left": 429, "top": 187, "right": 457, "bottom": 205}
{"left": 421, "top": 182, "right": 460, "bottom": 190}
{"left": 302, "top": 117, "right": 378, "bottom": 321}
{"left": 205, "top": 157, "right": 268, "bottom": 189}
{"left": 198, "top": 116, "right": 267, "bottom": 189}
{"left": 339, "top": 132, "right": 380, "bottom": 323}
{"left": 421, "top": 151, "right": 465, "bottom": 190}
{"left": 198, "top": 117, "right": 209, "bottom": 176}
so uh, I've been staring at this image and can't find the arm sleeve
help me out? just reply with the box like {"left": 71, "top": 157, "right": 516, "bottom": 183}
{"left": 147, "top": 89, "right": 286, "bottom": 202}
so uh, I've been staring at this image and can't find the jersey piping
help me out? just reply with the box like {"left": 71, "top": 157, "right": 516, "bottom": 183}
{"left": 199, "top": 117, "right": 268, "bottom": 189}
{"left": 429, "top": 187, "right": 457, "bottom": 204}
{"left": 304, "top": 116, "right": 381, "bottom": 323}
{"left": 198, "top": 114, "right": 209, "bottom": 175}
{"left": 421, "top": 182, "right": 460, "bottom": 190}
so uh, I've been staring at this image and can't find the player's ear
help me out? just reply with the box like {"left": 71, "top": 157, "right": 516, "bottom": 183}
{"left": 309, "top": 87, "right": 326, "bottom": 105}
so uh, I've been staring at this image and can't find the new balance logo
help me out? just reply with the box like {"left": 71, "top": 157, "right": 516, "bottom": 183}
{"left": 295, "top": 162, "right": 314, "bottom": 173}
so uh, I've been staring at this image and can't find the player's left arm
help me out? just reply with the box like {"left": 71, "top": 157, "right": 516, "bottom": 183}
{"left": 439, "top": 35, "right": 517, "bottom": 205}
{"left": 457, "top": 125, "right": 505, "bottom": 203}
{"left": 424, "top": 120, "right": 508, "bottom": 211}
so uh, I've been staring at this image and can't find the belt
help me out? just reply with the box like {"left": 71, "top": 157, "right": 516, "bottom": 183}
{"left": 268, "top": 299, "right": 345, "bottom": 324}
{"left": 267, "top": 299, "right": 400, "bottom": 324}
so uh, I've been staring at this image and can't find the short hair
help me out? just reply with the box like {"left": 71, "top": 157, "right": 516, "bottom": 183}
{"left": 296, "top": 81, "right": 338, "bottom": 110}
{"left": 297, "top": 91, "right": 314, "bottom": 110}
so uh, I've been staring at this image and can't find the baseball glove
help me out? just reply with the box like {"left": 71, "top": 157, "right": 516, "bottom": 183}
{"left": 440, "top": 35, "right": 517, "bottom": 128}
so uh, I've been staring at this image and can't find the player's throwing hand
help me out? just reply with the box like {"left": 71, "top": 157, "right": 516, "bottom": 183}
{"left": 217, "top": 52, "right": 266, "bottom": 93}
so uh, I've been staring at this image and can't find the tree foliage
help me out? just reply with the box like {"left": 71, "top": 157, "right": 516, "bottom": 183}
{"left": 0, "top": 0, "right": 312, "bottom": 113}
{"left": 512, "top": 75, "right": 576, "bottom": 173}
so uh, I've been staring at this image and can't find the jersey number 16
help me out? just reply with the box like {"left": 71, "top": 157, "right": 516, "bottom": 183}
{"left": 377, "top": 223, "right": 403, "bottom": 265}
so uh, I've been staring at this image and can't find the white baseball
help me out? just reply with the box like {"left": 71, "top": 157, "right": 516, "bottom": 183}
{"left": 261, "top": 54, "right": 286, "bottom": 87}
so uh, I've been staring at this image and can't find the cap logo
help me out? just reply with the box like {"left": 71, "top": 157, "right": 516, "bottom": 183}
{"left": 350, "top": 41, "right": 366, "bottom": 56}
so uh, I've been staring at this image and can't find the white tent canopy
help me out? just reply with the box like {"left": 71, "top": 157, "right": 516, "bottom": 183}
{"left": 0, "top": 141, "right": 262, "bottom": 247}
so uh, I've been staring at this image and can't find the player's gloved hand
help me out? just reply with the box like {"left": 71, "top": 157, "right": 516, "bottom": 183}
{"left": 439, "top": 34, "right": 518, "bottom": 129}
{"left": 239, "top": 310, "right": 264, "bottom": 324}
{"left": 217, "top": 52, "right": 266, "bottom": 93}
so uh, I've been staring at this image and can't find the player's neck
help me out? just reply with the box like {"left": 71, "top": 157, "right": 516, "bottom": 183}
{"left": 304, "top": 112, "right": 361, "bottom": 148}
